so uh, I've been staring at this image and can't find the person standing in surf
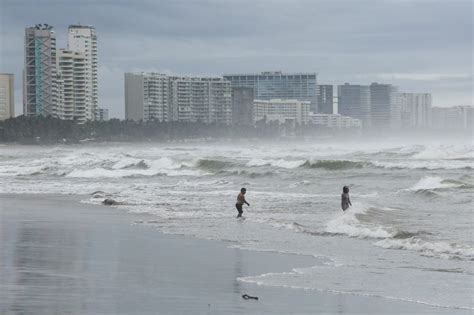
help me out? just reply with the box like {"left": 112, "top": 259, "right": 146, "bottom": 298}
{"left": 236, "top": 187, "right": 250, "bottom": 218}
{"left": 341, "top": 186, "right": 352, "bottom": 211}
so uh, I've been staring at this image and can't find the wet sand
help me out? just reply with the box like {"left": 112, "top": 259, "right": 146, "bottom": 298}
{"left": 0, "top": 194, "right": 468, "bottom": 314}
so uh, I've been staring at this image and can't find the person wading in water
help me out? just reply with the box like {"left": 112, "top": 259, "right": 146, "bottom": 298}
{"left": 341, "top": 186, "right": 352, "bottom": 211}
{"left": 236, "top": 187, "right": 250, "bottom": 218}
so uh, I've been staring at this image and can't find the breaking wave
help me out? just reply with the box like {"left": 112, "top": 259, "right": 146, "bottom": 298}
{"left": 302, "top": 160, "right": 366, "bottom": 170}
{"left": 411, "top": 145, "right": 474, "bottom": 160}
{"left": 194, "top": 159, "right": 234, "bottom": 170}
{"left": 371, "top": 160, "right": 473, "bottom": 170}
{"left": 66, "top": 157, "right": 202, "bottom": 178}
{"left": 408, "top": 176, "right": 473, "bottom": 192}
{"left": 246, "top": 158, "right": 368, "bottom": 170}
{"left": 374, "top": 238, "right": 474, "bottom": 261}
{"left": 233, "top": 170, "right": 276, "bottom": 178}
{"left": 319, "top": 203, "right": 473, "bottom": 261}
{"left": 244, "top": 156, "right": 472, "bottom": 171}
{"left": 324, "top": 205, "right": 393, "bottom": 239}
{"left": 361, "top": 144, "right": 473, "bottom": 161}
{"left": 112, "top": 158, "right": 149, "bottom": 170}
{"left": 246, "top": 158, "right": 306, "bottom": 169}
{"left": 66, "top": 167, "right": 203, "bottom": 178}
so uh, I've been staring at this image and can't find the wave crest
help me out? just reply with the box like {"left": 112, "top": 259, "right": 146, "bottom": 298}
{"left": 195, "top": 159, "right": 233, "bottom": 170}
{"left": 374, "top": 238, "right": 474, "bottom": 261}
{"left": 302, "top": 160, "right": 366, "bottom": 170}
{"left": 246, "top": 158, "right": 306, "bottom": 169}
{"left": 408, "top": 176, "right": 473, "bottom": 192}
{"left": 113, "top": 158, "right": 149, "bottom": 170}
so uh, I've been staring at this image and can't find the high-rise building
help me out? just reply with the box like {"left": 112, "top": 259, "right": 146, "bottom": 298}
{"left": 170, "top": 77, "right": 231, "bottom": 124}
{"left": 223, "top": 71, "right": 318, "bottom": 112}
{"left": 316, "top": 85, "right": 333, "bottom": 114}
{"left": 337, "top": 84, "right": 371, "bottom": 128}
{"left": 97, "top": 108, "right": 109, "bottom": 121}
{"left": 370, "top": 83, "right": 399, "bottom": 129}
{"left": 432, "top": 106, "right": 474, "bottom": 130}
{"left": 55, "top": 72, "right": 64, "bottom": 119}
{"left": 24, "top": 24, "right": 57, "bottom": 117}
{"left": 0, "top": 74, "right": 15, "bottom": 120}
{"left": 124, "top": 72, "right": 169, "bottom": 122}
{"left": 253, "top": 99, "right": 310, "bottom": 124}
{"left": 68, "top": 25, "right": 98, "bottom": 121}
{"left": 57, "top": 49, "right": 87, "bottom": 122}
{"left": 208, "top": 79, "right": 232, "bottom": 125}
{"left": 397, "top": 93, "right": 432, "bottom": 129}
{"left": 124, "top": 73, "right": 232, "bottom": 124}
{"left": 231, "top": 87, "right": 254, "bottom": 125}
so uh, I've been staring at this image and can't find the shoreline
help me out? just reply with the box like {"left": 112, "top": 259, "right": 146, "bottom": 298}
{"left": 0, "top": 193, "right": 469, "bottom": 314}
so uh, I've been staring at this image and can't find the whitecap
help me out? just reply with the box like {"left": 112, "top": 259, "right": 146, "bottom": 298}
{"left": 408, "top": 176, "right": 463, "bottom": 191}
{"left": 374, "top": 238, "right": 474, "bottom": 260}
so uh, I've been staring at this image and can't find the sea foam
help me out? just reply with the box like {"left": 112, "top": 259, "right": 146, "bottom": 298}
{"left": 324, "top": 204, "right": 393, "bottom": 239}
{"left": 408, "top": 176, "right": 470, "bottom": 191}
{"left": 374, "top": 238, "right": 474, "bottom": 260}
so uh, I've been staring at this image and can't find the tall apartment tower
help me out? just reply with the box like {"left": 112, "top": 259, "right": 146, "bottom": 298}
{"left": 231, "top": 87, "right": 254, "bottom": 125}
{"left": 124, "top": 73, "right": 232, "bottom": 124}
{"left": 337, "top": 84, "right": 371, "bottom": 128}
{"left": 223, "top": 71, "right": 318, "bottom": 112}
{"left": 431, "top": 106, "right": 473, "bottom": 130}
{"left": 57, "top": 49, "right": 87, "bottom": 122}
{"left": 316, "top": 85, "right": 333, "bottom": 114}
{"left": 0, "top": 74, "right": 15, "bottom": 120}
{"left": 397, "top": 93, "right": 432, "bottom": 129}
{"left": 370, "top": 83, "right": 399, "bottom": 129}
{"left": 124, "top": 72, "right": 170, "bottom": 122}
{"left": 170, "top": 77, "right": 231, "bottom": 124}
{"left": 68, "top": 25, "right": 98, "bottom": 121}
{"left": 24, "top": 24, "right": 57, "bottom": 117}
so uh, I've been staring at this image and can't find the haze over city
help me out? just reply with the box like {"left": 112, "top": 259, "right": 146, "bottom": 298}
{"left": 1, "top": 0, "right": 472, "bottom": 119}
{"left": 0, "top": 1, "right": 473, "bottom": 314}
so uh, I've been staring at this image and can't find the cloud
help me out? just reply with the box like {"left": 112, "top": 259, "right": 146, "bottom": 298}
{"left": 376, "top": 73, "right": 473, "bottom": 81}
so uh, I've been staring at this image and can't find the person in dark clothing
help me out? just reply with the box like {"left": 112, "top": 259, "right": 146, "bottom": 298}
{"left": 341, "top": 186, "right": 352, "bottom": 211}
{"left": 236, "top": 187, "right": 250, "bottom": 218}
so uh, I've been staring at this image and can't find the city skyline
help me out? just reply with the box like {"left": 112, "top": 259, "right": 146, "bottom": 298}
{"left": 1, "top": 0, "right": 472, "bottom": 119}
{"left": 23, "top": 24, "right": 98, "bottom": 122}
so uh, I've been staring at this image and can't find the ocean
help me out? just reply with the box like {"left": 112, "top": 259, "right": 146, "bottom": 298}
{"left": 0, "top": 139, "right": 472, "bottom": 310}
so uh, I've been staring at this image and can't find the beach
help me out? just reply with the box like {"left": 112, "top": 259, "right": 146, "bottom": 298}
{"left": 0, "top": 193, "right": 469, "bottom": 314}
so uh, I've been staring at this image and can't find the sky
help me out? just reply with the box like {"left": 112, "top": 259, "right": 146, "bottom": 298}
{"left": 0, "top": 0, "right": 472, "bottom": 118}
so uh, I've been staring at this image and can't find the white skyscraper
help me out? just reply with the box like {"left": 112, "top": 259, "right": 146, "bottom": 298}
{"left": 170, "top": 77, "right": 232, "bottom": 124}
{"left": 397, "top": 93, "right": 432, "bottom": 129}
{"left": 432, "top": 106, "right": 473, "bottom": 130}
{"left": 124, "top": 72, "right": 170, "bottom": 122}
{"left": 253, "top": 99, "right": 310, "bottom": 124}
{"left": 57, "top": 49, "right": 87, "bottom": 122}
{"left": 124, "top": 73, "right": 232, "bottom": 124}
{"left": 67, "top": 25, "right": 98, "bottom": 121}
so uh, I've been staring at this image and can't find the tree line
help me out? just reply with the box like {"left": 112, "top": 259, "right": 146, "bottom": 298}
{"left": 0, "top": 115, "right": 364, "bottom": 144}
{"left": 0, "top": 116, "right": 288, "bottom": 144}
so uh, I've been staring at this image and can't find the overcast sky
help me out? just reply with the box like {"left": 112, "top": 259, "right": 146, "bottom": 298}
{"left": 1, "top": 0, "right": 472, "bottom": 118}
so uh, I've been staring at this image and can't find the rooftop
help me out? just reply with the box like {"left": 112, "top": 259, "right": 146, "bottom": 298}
{"left": 69, "top": 24, "right": 95, "bottom": 29}
{"left": 223, "top": 71, "right": 317, "bottom": 76}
